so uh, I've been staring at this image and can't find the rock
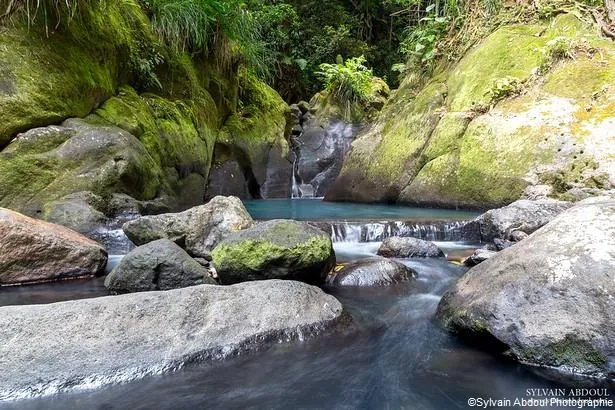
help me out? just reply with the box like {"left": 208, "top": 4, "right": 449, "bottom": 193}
{"left": 0, "top": 208, "right": 107, "bottom": 285}
{"left": 212, "top": 220, "right": 335, "bottom": 285}
{"left": 123, "top": 196, "right": 254, "bottom": 258}
{"left": 509, "top": 230, "right": 529, "bottom": 242}
{"left": 475, "top": 199, "right": 572, "bottom": 241}
{"left": 43, "top": 196, "right": 108, "bottom": 236}
{"left": 463, "top": 249, "right": 497, "bottom": 267}
{"left": 326, "top": 15, "right": 615, "bottom": 208}
{"left": 437, "top": 199, "right": 615, "bottom": 379}
{"left": 327, "top": 257, "right": 417, "bottom": 287}
{"left": 0, "top": 118, "right": 164, "bottom": 216}
{"left": 493, "top": 238, "right": 514, "bottom": 251}
{"left": 292, "top": 118, "right": 361, "bottom": 198}
{"left": 0, "top": 280, "right": 344, "bottom": 400}
{"left": 104, "top": 239, "right": 216, "bottom": 294}
{"left": 206, "top": 75, "right": 292, "bottom": 200}
{"left": 377, "top": 236, "right": 445, "bottom": 258}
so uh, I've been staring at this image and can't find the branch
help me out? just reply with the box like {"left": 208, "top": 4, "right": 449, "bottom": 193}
{"left": 606, "top": 0, "right": 615, "bottom": 23}
{"left": 592, "top": 9, "right": 615, "bottom": 39}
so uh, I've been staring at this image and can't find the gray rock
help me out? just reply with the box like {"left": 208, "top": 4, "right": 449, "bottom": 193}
{"left": 327, "top": 257, "right": 417, "bottom": 287}
{"left": 292, "top": 118, "right": 361, "bottom": 198}
{"left": 0, "top": 280, "right": 344, "bottom": 400}
{"left": 475, "top": 199, "right": 572, "bottom": 241}
{"left": 509, "top": 230, "right": 529, "bottom": 242}
{"left": 123, "top": 196, "right": 254, "bottom": 258}
{"left": 437, "top": 199, "right": 615, "bottom": 379}
{"left": 377, "top": 236, "right": 444, "bottom": 258}
{"left": 43, "top": 197, "right": 108, "bottom": 236}
{"left": 104, "top": 239, "right": 216, "bottom": 294}
{"left": 463, "top": 249, "right": 497, "bottom": 267}
{"left": 212, "top": 219, "right": 335, "bottom": 285}
{"left": 0, "top": 208, "right": 107, "bottom": 285}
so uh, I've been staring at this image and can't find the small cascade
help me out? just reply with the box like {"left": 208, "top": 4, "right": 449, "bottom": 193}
{"left": 288, "top": 101, "right": 361, "bottom": 199}
{"left": 320, "top": 220, "right": 480, "bottom": 243}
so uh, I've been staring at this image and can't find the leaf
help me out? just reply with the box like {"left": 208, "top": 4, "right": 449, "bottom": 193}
{"left": 294, "top": 58, "right": 308, "bottom": 70}
{"left": 426, "top": 4, "right": 436, "bottom": 13}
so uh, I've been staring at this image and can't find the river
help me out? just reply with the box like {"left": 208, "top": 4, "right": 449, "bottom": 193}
{"left": 1, "top": 200, "right": 612, "bottom": 409}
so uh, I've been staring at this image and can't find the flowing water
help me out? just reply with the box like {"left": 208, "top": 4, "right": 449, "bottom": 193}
{"left": 1, "top": 200, "right": 613, "bottom": 409}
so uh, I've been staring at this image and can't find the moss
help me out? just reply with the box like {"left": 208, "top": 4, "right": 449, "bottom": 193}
{"left": 366, "top": 80, "right": 447, "bottom": 181}
{"left": 520, "top": 335, "right": 607, "bottom": 371}
{"left": 215, "top": 69, "right": 290, "bottom": 174}
{"left": 447, "top": 24, "right": 549, "bottom": 112}
{"left": 0, "top": 28, "right": 117, "bottom": 147}
{"left": 211, "top": 221, "right": 334, "bottom": 284}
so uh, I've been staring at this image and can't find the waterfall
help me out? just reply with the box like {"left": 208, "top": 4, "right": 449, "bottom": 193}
{"left": 320, "top": 220, "right": 481, "bottom": 243}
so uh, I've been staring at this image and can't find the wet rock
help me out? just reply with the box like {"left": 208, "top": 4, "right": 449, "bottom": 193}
{"left": 327, "top": 257, "right": 417, "bottom": 287}
{"left": 0, "top": 280, "right": 344, "bottom": 400}
{"left": 437, "top": 199, "right": 615, "bottom": 379}
{"left": 292, "top": 119, "right": 360, "bottom": 198}
{"left": 377, "top": 236, "right": 445, "bottom": 258}
{"left": 463, "top": 249, "right": 497, "bottom": 267}
{"left": 475, "top": 199, "right": 572, "bottom": 242}
{"left": 123, "top": 196, "right": 253, "bottom": 258}
{"left": 104, "top": 239, "right": 216, "bottom": 294}
{"left": 0, "top": 208, "right": 107, "bottom": 285}
{"left": 212, "top": 219, "right": 335, "bottom": 285}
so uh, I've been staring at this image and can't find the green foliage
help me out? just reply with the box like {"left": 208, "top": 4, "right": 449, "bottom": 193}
{"left": 141, "top": 0, "right": 270, "bottom": 78}
{"left": 400, "top": 6, "right": 449, "bottom": 67}
{"left": 317, "top": 56, "right": 374, "bottom": 117}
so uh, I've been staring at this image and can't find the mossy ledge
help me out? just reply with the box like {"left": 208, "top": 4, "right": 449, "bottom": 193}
{"left": 326, "top": 13, "right": 615, "bottom": 209}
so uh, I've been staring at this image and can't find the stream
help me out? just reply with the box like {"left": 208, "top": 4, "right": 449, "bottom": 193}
{"left": 1, "top": 200, "right": 613, "bottom": 409}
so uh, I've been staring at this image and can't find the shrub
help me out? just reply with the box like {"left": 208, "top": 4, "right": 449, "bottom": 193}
{"left": 317, "top": 56, "right": 374, "bottom": 117}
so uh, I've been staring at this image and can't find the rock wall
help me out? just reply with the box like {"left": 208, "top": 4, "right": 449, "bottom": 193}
{"left": 0, "top": 4, "right": 292, "bottom": 217}
{"left": 326, "top": 14, "right": 615, "bottom": 209}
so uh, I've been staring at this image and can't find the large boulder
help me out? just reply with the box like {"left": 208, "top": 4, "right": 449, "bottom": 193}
{"left": 104, "top": 239, "right": 217, "bottom": 294}
{"left": 0, "top": 208, "right": 107, "bottom": 285}
{"left": 475, "top": 199, "right": 571, "bottom": 241}
{"left": 327, "top": 257, "right": 417, "bottom": 288}
{"left": 326, "top": 14, "right": 615, "bottom": 208}
{"left": 212, "top": 220, "right": 335, "bottom": 285}
{"left": 436, "top": 199, "right": 615, "bottom": 378}
{"left": 377, "top": 237, "right": 444, "bottom": 258}
{"left": 123, "top": 196, "right": 254, "bottom": 258}
{"left": 0, "top": 280, "right": 344, "bottom": 400}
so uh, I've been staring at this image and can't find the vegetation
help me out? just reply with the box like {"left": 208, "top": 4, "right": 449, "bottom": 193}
{"left": 317, "top": 56, "right": 374, "bottom": 117}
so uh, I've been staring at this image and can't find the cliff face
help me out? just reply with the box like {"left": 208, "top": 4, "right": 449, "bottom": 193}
{"left": 326, "top": 14, "right": 615, "bottom": 209}
{"left": 0, "top": 3, "right": 291, "bottom": 216}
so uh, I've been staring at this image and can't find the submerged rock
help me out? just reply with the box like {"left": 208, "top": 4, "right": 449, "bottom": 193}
{"left": 0, "top": 280, "right": 344, "bottom": 400}
{"left": 377, "top": 236, "right": 444, "bottom": 258}
{"left": 123, "top": 196, "right": 254, "bottom": 258}
{"left": 0, "top": 208, "right": 107, "bottom": 285}
{"left": 327, "top": 257, "right": 417, "bottom": 287}
{"left": 475, "top": 199, "right": 571, "bottom": 241}
{"left": 212, "top": 219, "right": 335, "bottom": 285}
{"left": 104, "top": 239, "right": 217, "bottom": 294}
{"left": 437, "top": 199, "right": 615, "bottom": 379}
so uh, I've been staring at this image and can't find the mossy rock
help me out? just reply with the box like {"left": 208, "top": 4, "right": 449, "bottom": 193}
{"left": 327, "top": 14, "right": 615, "bottom": 208}
{"left": 0, "top": 117, "right": 163, "bottom": 215}
{"left": 211, "top": 219, "right": 336, "bottom": 285}
{"left": 209, "top": 70, "right": 292, "bottom": 199}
